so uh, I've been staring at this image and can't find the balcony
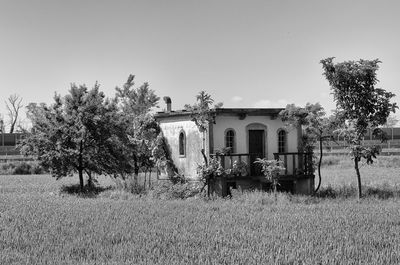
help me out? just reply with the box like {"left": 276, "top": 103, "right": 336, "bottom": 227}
{"left": 210, "top": 152, "right": 314, "bottom": 179}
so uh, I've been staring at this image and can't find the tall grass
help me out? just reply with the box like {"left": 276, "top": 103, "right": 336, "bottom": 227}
{"left": 1, "top": 158, "right": 400, "bottom": 264}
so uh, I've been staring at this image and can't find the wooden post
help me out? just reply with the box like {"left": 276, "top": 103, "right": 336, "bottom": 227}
{"left": 284, "top": 155, "right": 288, "bottom": 175}
{"left": 292, "top": 154, "right": 296, "bottom": 175}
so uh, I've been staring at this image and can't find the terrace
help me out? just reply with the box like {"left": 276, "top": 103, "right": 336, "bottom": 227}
{"left": 210, "top": 152, "right": 315, "bottom": 195}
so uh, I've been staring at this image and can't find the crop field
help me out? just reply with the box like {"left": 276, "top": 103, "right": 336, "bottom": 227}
{"left": 1, "top": 156, "right": 400, "bottom": 264}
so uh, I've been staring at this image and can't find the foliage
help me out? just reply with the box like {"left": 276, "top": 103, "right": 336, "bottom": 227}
{"left": 186, "top": 91, "right": 223, "bottom": 195}
{"left": 0, "top": 161, "right": 47, "bottom": 175}
{"left": 279, "top": 103, "right": 340, "bottom": 151}
{"left": 279, "top": 103, "right": 342, "bottom": 192}
{"left": 20, "top": 83, "right": 128, "bottom": 189}
{"left": 225, "top": 160, "right": 249, "bottom": 177}
{"left": 321, "top": 57, "right": 398, "bottom": 198}
{"left": 114, "top": 75, "right": 167, "bottom": 185}
{"left": 254, "top": 158, "right": 285, "bottom": 193}
{"left": 115, "top": 74, "right": 160, "bottom": 115}
{"left": 196, "top": 157, "right": 226, "bottom": 184}
{"left": 149, "top": 182, "right": 202, "bottom": 200}
{"left": 184, "top": 91, "right": 222, "bottom": 132}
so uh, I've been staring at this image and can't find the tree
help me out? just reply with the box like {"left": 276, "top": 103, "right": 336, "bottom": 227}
{"left": 321, "top": 57, "right": 398, "bottom": 198}
{"left": 279, "top": 103, "right": 341, "bottom": 192}
{"left": 185, "top": 91, "right": 223, "bottom": 195}
{"left": 5, "top": 94, "right": 23, "bottom": 133}
{"left": 21, "top": 83, "right": 129, "bottom": 190}
{"left": 0, "top": 115, "right": 4, "bottom": 133}
{"left": 115, "top": 74, "right": 160, "bottom": 115}
{"left": 115, "top": 75, "right": 162, "bottom": 185}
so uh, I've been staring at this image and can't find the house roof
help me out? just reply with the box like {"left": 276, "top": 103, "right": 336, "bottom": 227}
{"left": 155, "top": 108, "right": 284, "bottom": 120}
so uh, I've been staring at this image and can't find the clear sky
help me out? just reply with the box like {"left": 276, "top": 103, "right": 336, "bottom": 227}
{"left": 1, "top": 0, "right": 399, "bottom": 127}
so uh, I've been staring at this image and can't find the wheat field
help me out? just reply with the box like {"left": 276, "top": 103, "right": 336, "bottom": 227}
{"left": 1, "top": 157, "right": 400, "bottom": 264}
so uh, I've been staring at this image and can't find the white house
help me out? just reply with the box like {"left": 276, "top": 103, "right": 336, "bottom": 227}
{"left": 155, "top": 98, "right": 314, "bottom": 196}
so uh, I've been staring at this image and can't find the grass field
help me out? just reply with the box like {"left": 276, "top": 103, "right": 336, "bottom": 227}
{"left": 1, "top": 156, "right": 400, "bottom": 264}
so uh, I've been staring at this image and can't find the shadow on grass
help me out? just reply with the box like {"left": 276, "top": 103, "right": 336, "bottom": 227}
{"left": 316, "top": 185, "right": 400, "bottom": 200}
{"left": 60, "top": 184, "right": 113, "bottom": 198}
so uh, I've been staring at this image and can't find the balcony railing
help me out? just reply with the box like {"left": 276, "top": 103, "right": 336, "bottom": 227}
{"left": 273, "top": 152, "right": 314, "bottom": 176}
{"left": 210, "top": 152, "right": 314, "bottom": 177}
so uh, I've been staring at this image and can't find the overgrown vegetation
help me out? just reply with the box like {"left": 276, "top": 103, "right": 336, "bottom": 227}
{"left": 0, "top": 161, "right": 47, "bottom": 175}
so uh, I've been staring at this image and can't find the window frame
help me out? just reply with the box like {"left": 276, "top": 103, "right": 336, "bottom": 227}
{"left": 178, "top": 130, "right": 186, "bottom": 157}
{"left": 224, "top": 128, "right": 236, "bottom": 153}
{"left": 277, "top": 129, "right": 287, "bottom": 153}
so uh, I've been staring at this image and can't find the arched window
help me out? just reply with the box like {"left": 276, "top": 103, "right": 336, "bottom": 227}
{"left": 179, "top": 130, "right": 186, "bottom": 156}
{"left": 225, "top": 129, "right": 235, "bottom": 153}
{"left": 278, "top": 130, "right": 287, "bottom": 153}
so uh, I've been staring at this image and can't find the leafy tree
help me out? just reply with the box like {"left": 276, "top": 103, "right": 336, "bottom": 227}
{"left": 115, "top": 75, "right": 162, "bottom": 185}
{"left": 185, "top": 91, "right": 223, "bottom": 195}
{"left": 21, "top": 83, "right": 129, "bottom": 190}
{"left": 115, "top": 74, "right": 160, "bottom": 115}
{"left": 321, "top": 57, "right": 398, "bottom": 198}
{"left": 279, "top": 103, "right": 341, "bottom": 192}
{"left": 184, "top": 91, "right": 223, "bottom": 132}
{"left": 5, "top": 94, "right": 23, "bottom": 133}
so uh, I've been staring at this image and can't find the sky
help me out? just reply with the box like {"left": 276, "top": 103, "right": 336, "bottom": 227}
{"left": 1, "top": 0, "right": 399, "bottom": 128}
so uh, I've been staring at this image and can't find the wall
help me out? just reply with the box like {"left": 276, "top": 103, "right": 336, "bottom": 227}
{"left": 159, "top": 117, "right": 204, "bottom": 180}
{"left": 212, "top": 115, "right": 299, "bottom": 158}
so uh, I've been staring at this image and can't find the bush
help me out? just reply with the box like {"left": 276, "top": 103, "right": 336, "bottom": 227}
{"left": 0, "top": 161, "right": 47, "bottom": 175}
{"left": 149, "top": 182, "right": 202, "bottom": 200}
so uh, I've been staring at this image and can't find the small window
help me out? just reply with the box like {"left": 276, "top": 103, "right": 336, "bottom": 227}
{"left": 179, "top": 130, "right": 186, "bottom": 156}
{"left": 225, "top": 129, "right": 235, "bottom": 153}
{"left": 278, "top": 130, "right": 287, "bottom": 153}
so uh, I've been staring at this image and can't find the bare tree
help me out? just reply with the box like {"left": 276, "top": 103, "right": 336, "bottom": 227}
{"left": 0, "top": 115, "right": 4, "bottom": 133}
{"left": 5, "top": 94, "right": 23, "bottom": 133}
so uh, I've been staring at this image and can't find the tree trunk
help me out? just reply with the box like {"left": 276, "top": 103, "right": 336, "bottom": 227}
{"left": 133, "top": 156, "right": 139, "bottom": 186}
{"left": 134, "top": 167, "right": 139, "bottom": 186}
{"left": 315, "top": 138, "right": 323, "bottom": 193}
{"left": 79, "top": 169, "right": 84, "bottom": 190}
{"left": 354, "top": 158, "right": 362, "bottom": 199}
{"left": 148, "top": 171, "right": 152, "bottom": 189}
{"left": 79, "top": 140, "right": 84, "bottom": 190}
{"left": 87, "top": 171, "right": 93, "bottom": 188}
{"left": 273, "top": 179, "right": 278, "bottom": 202}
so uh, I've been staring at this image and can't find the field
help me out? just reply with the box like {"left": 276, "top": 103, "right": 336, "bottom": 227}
{"left": 1, "top": 156, "right": 400, "bottom": 264}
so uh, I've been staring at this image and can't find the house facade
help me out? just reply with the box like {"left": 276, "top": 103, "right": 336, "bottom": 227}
{"left": 155, "top": 100, "right": 314, "bottom": 196}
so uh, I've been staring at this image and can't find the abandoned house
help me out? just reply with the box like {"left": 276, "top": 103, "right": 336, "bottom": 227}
{"left": 155, "top": 97, "right": 314, "bottom": 196}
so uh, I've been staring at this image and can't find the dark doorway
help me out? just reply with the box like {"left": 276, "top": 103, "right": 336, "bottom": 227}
{"left": 249, "top": 130, "right": 264, "bottom": 176}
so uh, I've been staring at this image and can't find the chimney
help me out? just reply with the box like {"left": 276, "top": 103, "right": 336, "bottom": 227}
{"left": 163, "top": 96, "right": 172, "bottom": 112}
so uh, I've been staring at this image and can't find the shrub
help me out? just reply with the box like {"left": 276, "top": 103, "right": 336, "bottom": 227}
{"left": 0, "top": 161, "right": 47, "bottom": 175}
{"left": 149, "top": 182, "right": 202, "bottom": 200}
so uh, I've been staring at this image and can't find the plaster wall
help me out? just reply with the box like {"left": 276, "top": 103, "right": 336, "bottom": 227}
{"left": 212, "top": 115, "right": 299, "bottom": 159}
{"left": 159, "top": 117, "right": 204, "bottom": 179}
